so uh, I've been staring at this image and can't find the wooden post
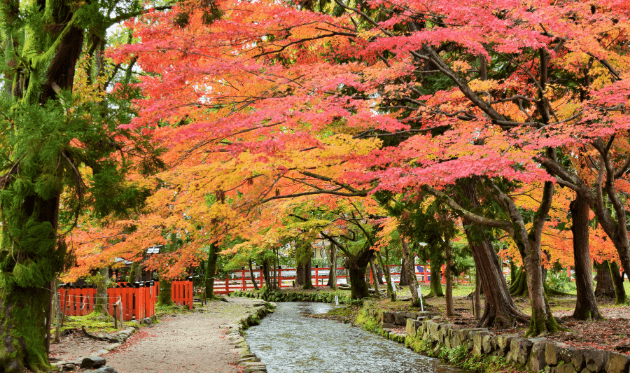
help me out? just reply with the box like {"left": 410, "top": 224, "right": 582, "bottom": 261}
{"left": 278, "top": 268, "right": 282, "bottom": 289}
{"left": 113, "top": 303, "right": 118, "bottom": 329}
{"left": 241, "top": 270, "right": 246, "bottom": 290}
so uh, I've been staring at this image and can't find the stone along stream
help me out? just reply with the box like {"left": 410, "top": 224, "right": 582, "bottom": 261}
{"left": 245, "top": 302, "right": 465, "bottom": 373}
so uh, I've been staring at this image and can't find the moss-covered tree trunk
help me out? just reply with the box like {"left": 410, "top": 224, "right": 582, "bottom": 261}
{"left": 570, "top": 194, "right": 602, "bottom": 320}
{"left": 94, "top": 268, "right": 110, "bottom": 316}
{"left": 0, "top": 1, "right": 84, "bottom": 369}
{"left": 426, "top": 260, "right": 444, "bottom": 297}
{"left": 509, "top": 267, "right": 528, "bottom": 297}
{"left": 205, "top": 243, "right": 218, "bottom": 299}
{"left": 158, "top": 279, "right": 173, "bottom": 306}
{"left": 609, "top": 261, "right": 627, "bottom": 305}
{"left": 595, "top": 261, "right": 615, "bottom": 298}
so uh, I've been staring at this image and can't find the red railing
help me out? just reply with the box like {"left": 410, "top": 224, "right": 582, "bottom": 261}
{"left": 59, "top": 281, "right": 159, "bottom": 321}
{"left": 171, "top": 280, "right": 194, "bottom": 309}
{"left": 212, "top": 264, "right": 477, "bottom": 295}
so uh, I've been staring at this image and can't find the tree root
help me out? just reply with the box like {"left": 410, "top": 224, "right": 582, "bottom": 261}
{"left": 81, "top": 326, "right": 119, "bottom": 343}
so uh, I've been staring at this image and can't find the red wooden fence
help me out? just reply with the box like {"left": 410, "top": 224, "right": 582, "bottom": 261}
{"left": 212, "top": 264, "right": 478, "bottom": 295}
{"left": 171, "top": 280, "right": 194, "bottom": 309}
{"left": 59, "top": 280, "right": 163, "bottom": 321}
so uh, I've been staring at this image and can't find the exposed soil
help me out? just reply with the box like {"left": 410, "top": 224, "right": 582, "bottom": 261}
{"left": 48, "top": 297, "right": 261, "bottom": 372}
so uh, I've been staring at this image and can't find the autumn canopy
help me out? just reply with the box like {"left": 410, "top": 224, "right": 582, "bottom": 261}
{"left": 1, "top": 0, "right": 630, "bottom": 370}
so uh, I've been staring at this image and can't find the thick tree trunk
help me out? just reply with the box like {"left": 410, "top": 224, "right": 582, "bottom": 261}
{"left": 204, "top": 244, "right": 218, "bottom": 299}
{"left": 262, "top": 259, "right": 271, "bottom": 289}
{"left": 570, "top": 195, "right": 602, "bottom": 320}
{"left": 327, "top": 243, "right": 337, "bottom": 289}
{"left": 158, "top": 279, "right": 173, "bottom": 305}
{"left": 248, "top": 260, "right": 259, "bottom": 291}
{"left": 0, "top": 287, "right": 51, "bottom": 372}
{"left": 296, "top": 262, "right": 305, "bottom": 286}
{"left": 401, "top": 236, "right": 420, "bottom": 305}
{"left": 399, "top": 256, "right": 410, "bottom": 286}
{"left": 595, "top": 261, "right": 615, "bottom": 298}
{"left": 457, "top": 179, "right": 529, "bottom": 328}
{"left": 609, "top": 261, "right": 627, "bottom": 304}
{"left": 510, "top": 267, "right": 528, "bottom": 297}
{"left": 376, "top": 265, "right": 384, "bottom": 285}
{"left": 348, "top": 248, "right": 373, "bottom": 299}
{"left": 303, "top": 256, "right": 313, "bottom": 290}
{"left": 426, "top": 260, "right": 444, "bottom": 297}
{"left": 94, "top": 268, "right": 110, "bottom": 316}
{"left": 445, "top": 244, "right": 454, "bottom": 316}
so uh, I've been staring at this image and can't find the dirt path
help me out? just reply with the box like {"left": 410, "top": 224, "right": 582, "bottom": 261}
{"left": 105, "top": 298, "right": 259, "bottom": 373}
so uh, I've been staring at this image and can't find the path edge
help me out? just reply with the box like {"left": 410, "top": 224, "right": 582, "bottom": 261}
{"left": 222, "top": 299, "right": 276, "bottom": 373}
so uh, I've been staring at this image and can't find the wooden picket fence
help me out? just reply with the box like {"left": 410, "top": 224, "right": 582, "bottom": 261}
{"left": 58, "top": 280, "right": 193, "bottom": 321}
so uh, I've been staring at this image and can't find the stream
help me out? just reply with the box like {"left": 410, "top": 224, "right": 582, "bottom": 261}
{"left": 245, "top": 302, "right": 465, "bottom": 373}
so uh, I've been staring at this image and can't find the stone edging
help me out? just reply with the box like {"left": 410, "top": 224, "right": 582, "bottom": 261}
{"left": 221, "top": 300, "right": 276, "bottom": 373}
{"left": 360, "top": 304, "right": 630, "bottom": 373}
{"left": 51, "top": 317, "right": 156, "bottom": 372}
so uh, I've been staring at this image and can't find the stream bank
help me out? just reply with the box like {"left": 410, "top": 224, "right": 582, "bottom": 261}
{"left": 245, "top": 302, "right": 461, "bottom": 373}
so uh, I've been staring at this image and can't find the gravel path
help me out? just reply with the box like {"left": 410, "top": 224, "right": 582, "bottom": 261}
{"left": 105, "top": 298, "right": 259, "bottom": 373}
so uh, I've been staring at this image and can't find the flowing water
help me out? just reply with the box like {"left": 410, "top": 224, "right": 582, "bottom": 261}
{"left": 245, "top": 302, "right": 465, "bottom": 373}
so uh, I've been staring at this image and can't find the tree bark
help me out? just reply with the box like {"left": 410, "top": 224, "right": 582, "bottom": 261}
{"left": 570, "top": 194, "right": 602, "bottom": 320}
{"left": 456, "top": 179, "right": 529, "bottom": 328}
{"left": 296, "top": 262, "right": 305, "bottom": 286}
{"left": 445, "top": 244, "right": 454, "bottom": 316}
{"left": 376, "top": 264, "right": 384, "bottom": 285}
{"left": 204, "top": 244, "right": 218, "bottom": 299}
{"left": 347, "top": 247, "right": 373, "bottom": 299}
{"left": 377, "top": 251, "right": 396, "bottom": 301}
{"left": 401, "top": 236, "right": 420, "bottom": 305}
{"left": 303, "top": 256, "right": 313, "bottom": 290}
{"left": 370, "top": 258, "right": 380, "bottom": 296}
{"left": 399, "top": 256, "right": 410, "bottom": 286}
{"left": 262, "top": 259, "right": 271, "bottom": 289}
{"left": 609, "top": 261, "right": 627, "bottom": 304}
{"left": 94, "top": 268, "right": 110, "bottom": 316}
{"left": 474, "top": 270, "right": 482, "bottom": 319}
{"left": 426, "top": 260, "right": 444, "bottom": 297}
{"left": 326, "top": 242, "right": 337, "bottom": 289}
{"left": 510, "top": 267, "right": 529, "bottom": 297}
{"left": 595, "top": 261, "right": 615, "bottom": 298}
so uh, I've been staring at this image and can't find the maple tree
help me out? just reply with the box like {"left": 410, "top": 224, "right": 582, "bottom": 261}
{"left": 71, "top": 0, "right": 630, "bottom": 339}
